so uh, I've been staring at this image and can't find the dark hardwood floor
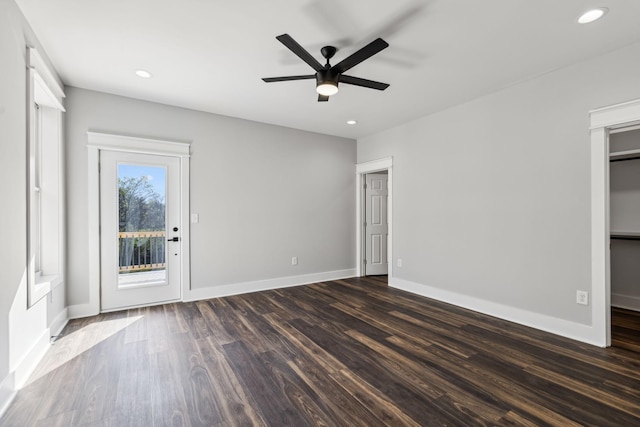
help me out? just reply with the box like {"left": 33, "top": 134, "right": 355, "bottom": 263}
{"left": 612, "top": 306, "right": 640, "bottom": 353}
{"left": 2, "top": 276, "right": 640, "bottom": 426}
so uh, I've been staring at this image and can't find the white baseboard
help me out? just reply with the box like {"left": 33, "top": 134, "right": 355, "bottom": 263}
{"left": 12, "top": 330, "right": 50, "bottom": 390}
{"left": 184, "top": 269, "right": 357, "bottom": 302}
{"left": 0, "top": 308, "right": 70, "bottom": 420}
{"left": 390, "top": 277, "right": 603, "bottom": 347}
{"left": 0, "top": 372, "right": 16, "bottom": 421}
{"left": 0, "top": 333, "right": 49, "bottom": 419}
{"left": 50, "top": 307, "right": 69, "bottom": 337}
{"left": 68, "top": 302, "right": 99, "bottom": 319}
{"left": 612, "top": 293, "right": 640, "bottom": 312}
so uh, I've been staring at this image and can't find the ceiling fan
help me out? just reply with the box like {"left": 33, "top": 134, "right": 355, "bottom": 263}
{"left": 262, "top": 34, "right": 390, "bottom": 102}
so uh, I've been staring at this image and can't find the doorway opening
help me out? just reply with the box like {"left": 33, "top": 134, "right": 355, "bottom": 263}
{"left": 356, "top": 158, "right": 393, "bottom": 280}
{"left": 590, "top": 98, "right": 640, "bottom": 347}
{"left": 608, "top": 126, "right": 640, "bottom": 350}
{"left": 85, "top": 132, "right": 191, "bottom": 317}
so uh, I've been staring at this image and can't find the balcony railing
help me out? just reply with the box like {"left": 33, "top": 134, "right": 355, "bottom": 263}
{"left": 119, "top": 230, "right": 166, "bottom": 272}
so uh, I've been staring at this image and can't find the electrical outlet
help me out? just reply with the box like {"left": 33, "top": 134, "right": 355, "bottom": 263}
{"left": 191, "top": 213, "right": 199, "bottom": 223}
{"left": 576, "top": 290, "right": 589, "bottom": 306}
{"left": 397, "top": 258, "right": 403, "bottom": 267}
{"left": 292, "top": 256, "right": 298, "bottom": 266}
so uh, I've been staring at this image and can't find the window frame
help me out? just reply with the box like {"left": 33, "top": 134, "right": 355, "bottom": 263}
{"left": 27, "top": 47, "right": 65, "bottom": 307}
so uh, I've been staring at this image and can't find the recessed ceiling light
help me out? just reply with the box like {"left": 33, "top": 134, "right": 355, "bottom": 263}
{"left": 135, "top": 69, "right": 152, "bottom": 79}
{"left": 578, "top": 8, "right": 608, "bottom": 24}
{"left": 347, "top": 120, "right": 357, "bottom": 125}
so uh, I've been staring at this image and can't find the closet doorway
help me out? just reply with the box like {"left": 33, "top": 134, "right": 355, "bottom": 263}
{"left": 609, "top": 127, "right": 640, "bottom": 350}
{"left": 590, "top": 98, "right": 640, "bottom": 348}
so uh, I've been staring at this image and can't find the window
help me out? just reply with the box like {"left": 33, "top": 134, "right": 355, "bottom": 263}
{"left": 27, "top": 47, "right": 65, "bottom": 307}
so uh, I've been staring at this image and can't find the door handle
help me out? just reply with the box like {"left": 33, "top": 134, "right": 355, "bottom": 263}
{"left": 167, "top": 236, "right": 180, "bottom": 242}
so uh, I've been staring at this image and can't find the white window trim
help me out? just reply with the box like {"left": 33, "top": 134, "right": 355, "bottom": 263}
{"left": 27, "top": 47, "right": 65, "bottom": 307}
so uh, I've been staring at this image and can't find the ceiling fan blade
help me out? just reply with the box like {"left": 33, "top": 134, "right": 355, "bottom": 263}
{"left": 331, "top": 38, "right": 389, "bottom": 74}
{"left": 262, "top": 75, "right": 316, "bottom": 83}
{"left": 340, "top": 75, "right": 389, "bottom": 90}
{"left": 276, "top": 34, "right": 324, "bottom": 72}
{"left": 318, "top": 94, "right": 329, "bottom": 102}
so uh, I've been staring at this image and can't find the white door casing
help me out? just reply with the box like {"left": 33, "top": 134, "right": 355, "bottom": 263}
{"left": 365, "top": 173, "right": 388, "bottom": 275}
{"left": 75, "top": 132, "right": 190, "bottom": 319}
{"left": 356, "top": 157, "right": 393, "bottom": 279}
{"left": 590, "top": 98, "right": 640, "bottom": 347}
{"left": 100, "top": 151, "right": 181, "bottom": 311}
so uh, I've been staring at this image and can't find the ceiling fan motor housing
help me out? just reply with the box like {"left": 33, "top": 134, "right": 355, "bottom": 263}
{"left": 317, "top": 69, "right": 339, "bottom": 86}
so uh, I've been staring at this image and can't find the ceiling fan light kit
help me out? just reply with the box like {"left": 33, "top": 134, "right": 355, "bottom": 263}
{"left": 262, "top": 33, "right": 390, "bottom": 102}
{"left": 316, "top": 69, "right": 339, "bottom": 96}
{"left": 316, "top": 81, "right": 338, "bottom": 96}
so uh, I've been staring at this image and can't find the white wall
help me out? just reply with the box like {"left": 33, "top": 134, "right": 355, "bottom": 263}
{"left": 64, "top": 87, "right": 356, "bottom": 308}
{"left": 358, "top": 41, "right": 640, "bottom": 339}
{"left": 610, "top": 129, "right": 640, "bottom": 311}
{"left": 0, "top": 0, "right": 67, "bottom": 414}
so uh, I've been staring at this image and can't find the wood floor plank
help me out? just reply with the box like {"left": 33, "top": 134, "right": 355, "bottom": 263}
{"left": 222, "top": 341, "right": 309, "bottom": 427}
{"left": 113, "top": 340, "right": 152, "bottom": 426}
{"left": 261, "top": 312, "right": 423, "bottom": 426}
{"left": 193, "top": 336, "right": 268, "bottom": 427}
{"left": 149, "top": 350, "right": 193, "bottom": 427}
{"left": 3, "top": 276, "right": 640, "bottom": 427}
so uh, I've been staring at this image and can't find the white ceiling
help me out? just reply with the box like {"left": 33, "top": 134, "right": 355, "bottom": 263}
{"left": 15, "top": 0, "right": 640, "bottom": 139}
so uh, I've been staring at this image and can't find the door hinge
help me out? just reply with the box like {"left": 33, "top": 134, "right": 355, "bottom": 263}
{"left": 364, "top": 259, "right": 367, "bottom": 264}
{"left": 364, "top": 183, "right": 367, "bottom": 189}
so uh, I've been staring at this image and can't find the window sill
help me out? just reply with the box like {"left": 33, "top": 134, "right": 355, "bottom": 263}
{"left": 32, "top": 274, "right": 62, "bottom": 304}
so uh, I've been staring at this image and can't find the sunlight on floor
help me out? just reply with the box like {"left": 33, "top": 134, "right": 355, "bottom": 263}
{"left": 26, "top": 315, "right": 144, "bottom": 384}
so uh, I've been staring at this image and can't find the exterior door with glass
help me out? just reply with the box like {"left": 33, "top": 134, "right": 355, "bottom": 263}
{"left": 100, "top": 150, "right": 182, "bottom": 311}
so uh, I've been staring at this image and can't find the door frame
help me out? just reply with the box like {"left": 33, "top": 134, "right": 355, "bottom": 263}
{"left": 590, "top": 98, "right": 640, "bottom": 347}
{"left": 85, "top": 132, "right": 190, "bottom": 316}
{"left": 356, "top": 157, "right": 393, "bottom": 278}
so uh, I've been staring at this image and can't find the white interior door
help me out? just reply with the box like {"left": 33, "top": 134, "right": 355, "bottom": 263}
{"left": 365, "top": 173, "right": 388, "bottom": 275}
{"left": 100, "top": 150, "right": 182, "bottom": 311}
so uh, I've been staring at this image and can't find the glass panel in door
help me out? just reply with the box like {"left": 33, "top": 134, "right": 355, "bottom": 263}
{"left": 117, "top": 163, "right": 167, "bottom": 288}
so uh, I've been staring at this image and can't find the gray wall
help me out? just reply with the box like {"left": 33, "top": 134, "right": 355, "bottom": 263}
{"left": 65, "top": 87, "right": 356, "bottom": 305}
{"left": 358, "top": 40, "right": 640, "bottom": 326}
{"left": 0, "top": 0, "right": 66, "bottom": 391}
{"left": 610, "top": 130, "right": 640, "bottom": 309}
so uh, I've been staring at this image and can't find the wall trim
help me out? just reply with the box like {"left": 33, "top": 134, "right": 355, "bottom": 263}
{"left": 0, "top": 308, "right": 69, "bottom": 418}
{"left": 50, "top": 308, "right": 69, "bottom": 338}
{"left": 590, "top": 97, "right": 640, "bottom": 347}
{"left": 85, "top": 132, "right": 191, "bottom": 315}
{"left": 68, "top": 302, "right": 98, "bottom": 319}
{"left": 12, "top": 330, "right": 49, "bottom": 390}
{"left": 390, "top": 277, "right": 604, "bottom": 347}
{"left": 184, "top": 269, "right": 357, "bottom": 302}
{"left": 612, "top": 293, "right": 640, "bottom": 312}
{"left": 356, "top": 157, "right": 393, "bottom": 278}
{"left": 0, "top": 373, "right": 16, "bottom": 421}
